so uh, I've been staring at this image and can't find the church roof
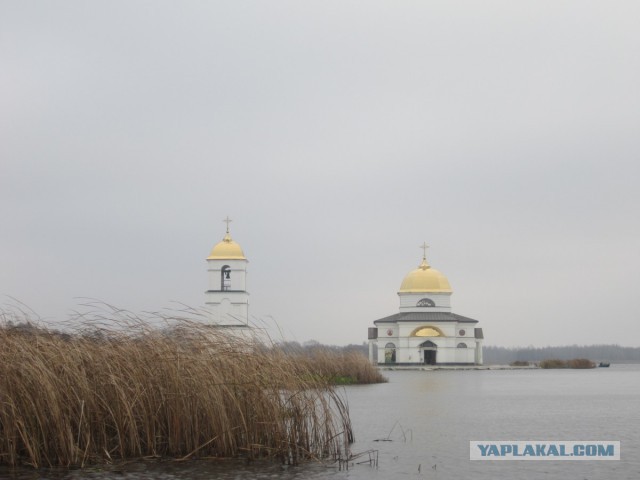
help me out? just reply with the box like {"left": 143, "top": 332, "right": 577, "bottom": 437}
{"left": 399, "top": 254, "right": 452, "bottom": 293}
{"left": 207, "top": 233, "right": 246, "bottom": 260}
{"left": 373, "top": 312, "right": 479, "bottom": 324}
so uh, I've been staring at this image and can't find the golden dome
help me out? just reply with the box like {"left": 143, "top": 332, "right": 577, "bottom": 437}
{"left": 399, "top": 258, "right": 452, "bottom": 293}
{"left": 207, "top": 233, "right": 246, "bottom": 260}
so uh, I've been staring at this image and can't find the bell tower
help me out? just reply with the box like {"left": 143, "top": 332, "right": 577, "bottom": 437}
{"left": 204, "top": 217, "right": 249, "bottom": 326}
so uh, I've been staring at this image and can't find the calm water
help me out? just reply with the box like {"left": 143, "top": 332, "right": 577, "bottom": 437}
{"left": 4, "top": 365, "right": 640, "bottom": 479}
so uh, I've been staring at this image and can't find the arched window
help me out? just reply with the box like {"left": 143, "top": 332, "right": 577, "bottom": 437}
{"left": 384, "top": 342, "right": 396, "bottom": 363}
{"left": 417, "top": 298, "right": 435, "bottom": 307}
{"left": 221, "top": 266, "right": 231, "bottom": 291}
{"left": 457, "top": 343, "right": 467, "bottom": 348}
{"left": 411, "top": 326, "right": 444, "bottom": 337}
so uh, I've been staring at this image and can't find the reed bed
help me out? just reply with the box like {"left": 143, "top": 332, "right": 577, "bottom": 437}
{"left": 539, "top": 358, "right": 596, "bottom": 369}
{"left": 279, "top": 348, "right": 387, "bottom": 385}
{"left": 0, "top": 309, "right": 353, "bottom": 468}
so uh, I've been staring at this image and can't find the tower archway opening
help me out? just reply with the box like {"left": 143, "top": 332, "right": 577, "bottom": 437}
{"left": 221, "top": 265, "right": 231, "bottom": 291}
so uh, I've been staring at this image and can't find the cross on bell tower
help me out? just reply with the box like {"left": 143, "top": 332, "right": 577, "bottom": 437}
{"left": 420, "top": 242, "right": 429, "bottom": 260}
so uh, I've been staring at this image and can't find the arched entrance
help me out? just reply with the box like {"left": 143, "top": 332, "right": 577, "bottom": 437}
{"left": 384, "top": 343, "right": 396, "bottom": 363}
{"left": 420, "top": 340, "right": 437, "bottom": 365}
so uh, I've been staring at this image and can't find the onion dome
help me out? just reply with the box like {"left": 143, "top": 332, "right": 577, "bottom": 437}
{"left": 207, "top": 233, "right": 246, "bottom": 260}
{"left": 399, "top": 255, "right": 452, "bottom": 293}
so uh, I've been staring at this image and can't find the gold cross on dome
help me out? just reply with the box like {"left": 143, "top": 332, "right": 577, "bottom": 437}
{"left": 420, "top": 241, "right": 429, "bottom": 260}
{"left": 223, "top": 216, "right": 232, "bottom": 233}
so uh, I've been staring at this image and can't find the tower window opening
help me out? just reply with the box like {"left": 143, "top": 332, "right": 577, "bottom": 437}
{"left": 221, "top": 266, "right": 231, "bottom": 291}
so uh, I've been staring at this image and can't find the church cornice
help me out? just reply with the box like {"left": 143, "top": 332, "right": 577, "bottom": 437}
{"left": 373, "top": 312, "right": 479, "bottom": 324}
{"left": 205, "top": 290, "right": 249, "bottom": 294}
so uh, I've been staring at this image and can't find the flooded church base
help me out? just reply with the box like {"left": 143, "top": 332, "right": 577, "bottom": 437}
{"left": 368, "top": 245, "right": 484, "bottom": 366}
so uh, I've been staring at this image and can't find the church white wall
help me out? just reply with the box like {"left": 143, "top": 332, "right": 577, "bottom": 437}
{"left": 456, "top": 327, "right": 473, "bottom": 338}
{"left": 207, "top": 258, "right": 248, "bottom": 291}
{"left": 378, "top": 325, "right": 398, "bottom": 339}
{"left": 398, "top": 292, "right": 451, "bottom": 312}
{"left": 375, "top": 321, "right": 479, "bottom": 364}
{"left": 204, "top": 292, "right": 249, "bottom": 325}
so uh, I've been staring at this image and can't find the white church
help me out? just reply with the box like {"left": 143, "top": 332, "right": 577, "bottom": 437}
{"left": 369, "top": 244, "right": 483, "bottom": 366}
{"left": 202, "top": 221, "right": 484, "bottom": 365}
{"left": 204, "top": 218, "right": 251, "bottom": 328}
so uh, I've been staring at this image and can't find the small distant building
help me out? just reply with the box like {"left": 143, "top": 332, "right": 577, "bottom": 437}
{"left": 368, "top": 244, "right": 483, "bottom": 366}
{"left": 204, "top": 217, "right": 250, "bottom": 328}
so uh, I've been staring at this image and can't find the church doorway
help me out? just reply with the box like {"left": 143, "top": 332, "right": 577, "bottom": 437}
{"left": 423, "top": 349, "right": 436, "bottom": 365}
{"left": 419, "top": 340, "right": 437, "bottom": 365}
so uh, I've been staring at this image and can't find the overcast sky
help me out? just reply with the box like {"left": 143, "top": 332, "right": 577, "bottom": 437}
{"left": 1, "top": 1, "right": 639, "bottom": 347}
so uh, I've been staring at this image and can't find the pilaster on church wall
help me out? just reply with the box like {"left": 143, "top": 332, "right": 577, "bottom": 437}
{"left": 204, "top": 303, "right": 220, "bottom": 324}
{"left": 465, "top": 347, "right": 476, "bottom": 363}
{"left": 232, "top": 303, "right": 248, "bottom": 323}
{"left": 203, "top": 302, "right": 248, "bottom": 326}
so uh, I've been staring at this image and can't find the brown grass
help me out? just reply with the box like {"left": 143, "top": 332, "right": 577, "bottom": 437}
{"left": 282, "top": 348, "right": 387, "bottom": 385}
{"left": 539, "top": 358, "right": 596, "bottom": 369}
{"left": 0, "top": 309, "right": 354, "bottom": 468}
{"left": 566, "top": 358, "right": 596, "bottom": 369}
{"left": 539, "top": 359, "right": 567, "bottom": 368}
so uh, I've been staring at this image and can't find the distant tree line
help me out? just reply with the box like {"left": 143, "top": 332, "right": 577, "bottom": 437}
{"left": 484, "top": 344, "right": 640, "bottom": 364}
{"left": 275, "top": 340, "right": 368, "bottom": 356}
{"left": 278, "top": 342, "right": 640, "bottom": 364}
{"left": 8, "top": 319, "right": 637, "bottom": 365}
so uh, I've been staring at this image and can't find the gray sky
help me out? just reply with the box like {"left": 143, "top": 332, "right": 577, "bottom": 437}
{"left": 2, "top": 1, "right": 639, "bottom": 347}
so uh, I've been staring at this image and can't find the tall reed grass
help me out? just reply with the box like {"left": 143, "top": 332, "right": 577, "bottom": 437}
{"left": 275, "top": 347, "right": 387, "bottom": 385}
{"left": 0, "top": 308, "right": 354, "bottom": 468}
{"left": 538, "top": 358, "right": 596, "bottom": 369}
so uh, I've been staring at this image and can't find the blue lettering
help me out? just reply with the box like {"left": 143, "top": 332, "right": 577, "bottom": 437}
{"left": 478, "top": 444, "right": 490, "bottom": 456}
{"left": 523, "top": 445, "right": 535, "bottom": 456}
{"left": 574, "top": 445, "right": 584, "bottom": 456}
{"left": 548, "top": 445, "right": 559, "bottom": 456}
{"left": 535, "top": 444, "right": 547, "bottom": 456}
{"left": 598, "top": 444, "right": 614, "bottom": 457}
{"left": 500, "top": 444, "right": 512, "bottom": 456}
{"left": 586, "top": 444, "right": 597, "bottom": 456}
{"left": 488, "top": 445, "right": 500, "bottom": 456}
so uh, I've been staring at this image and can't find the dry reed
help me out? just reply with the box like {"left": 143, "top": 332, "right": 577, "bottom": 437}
{"left": 280, "top": 348, "right": 387, "bottom": 385}
{"left": 0, "top": 308, "right": 354, "bottom": 468}
{"left": 539, "top": 358, "right": 596, "bottom": 369}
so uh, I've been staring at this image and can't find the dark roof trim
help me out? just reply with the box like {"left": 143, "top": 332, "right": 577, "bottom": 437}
{"left": 374, "top": 312, "right": 479, "bottom": 324}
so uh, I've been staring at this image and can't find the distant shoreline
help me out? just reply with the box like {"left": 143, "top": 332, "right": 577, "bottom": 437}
{"left": 378, "top": 365, "right": 538, "bottom": 371}
{"left": 376, "top": 363, "right": 635, "bottom": 371}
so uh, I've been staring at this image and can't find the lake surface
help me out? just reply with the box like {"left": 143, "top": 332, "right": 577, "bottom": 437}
{"left": 4, "top": 365, "right": 640, "bottom": 479}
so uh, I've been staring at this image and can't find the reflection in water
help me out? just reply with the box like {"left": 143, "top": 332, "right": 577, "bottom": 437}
{"left": 3, "top": 366, "right": 640, "bottom": 479}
